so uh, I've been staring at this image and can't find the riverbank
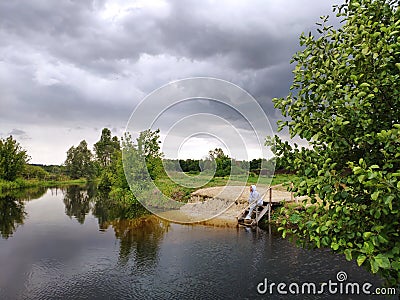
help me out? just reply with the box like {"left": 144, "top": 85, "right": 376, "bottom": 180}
{"left": 0, "top": 178, "right": 88, "bottom": 193}
{"left": 157, "top": 184, "right": 302, "bottom": 227}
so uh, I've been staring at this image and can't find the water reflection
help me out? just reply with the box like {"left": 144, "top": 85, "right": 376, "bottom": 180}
{"left": 0, "top": 196, "right": 25, "bottom": 239}
{"left": 0, "top": 187, "right": 47, "bottom": 238}
{"left": 62, "top": 185, "right": 169, "bottom": 265}
{"left": 0, "top": 185, "right": 169, "bottom": 268}
{"left": 63, "top": 185, "right": 92, "bottom": 224}
{"left": 103, "top": 216, "right": 170, "bottom": 265}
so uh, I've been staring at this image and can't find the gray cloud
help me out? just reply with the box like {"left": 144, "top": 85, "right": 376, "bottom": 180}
{"left": 0, "top": 0, "right": 338, "bottom": 163}
{"left": 7, "top": 128, "right": 30, "bottom": 140}
{"left": 8, "top": 129, "right": 27, "bottom": 136}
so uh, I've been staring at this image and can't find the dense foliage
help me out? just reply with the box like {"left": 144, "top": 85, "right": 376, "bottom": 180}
{"left": 208, "top": 148, "right": 231, "bottom": 177}
{"left": 65, "top": 140, "right": 96, "bottom": 180}
{"left": 268, "top": 0, "right": 400, "bottom": 285}
{"left": 94, "top": 128, "right": 120, "bottom": 168}
{"left": 0, "top": 136, "right": 29, "bottom": 181}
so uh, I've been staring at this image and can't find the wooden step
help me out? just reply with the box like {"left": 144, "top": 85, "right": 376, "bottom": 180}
{"left": 237, "top": 203, "right": 272, "bottom": 227}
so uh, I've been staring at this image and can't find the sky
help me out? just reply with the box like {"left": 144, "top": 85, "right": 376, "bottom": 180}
{"left": 0, "top": 0, "right": 339, "bottom": 165}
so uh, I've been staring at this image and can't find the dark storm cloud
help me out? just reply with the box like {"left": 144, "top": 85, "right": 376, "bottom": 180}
{"left": 0, "top": 0, "right": 339, "bottom": 163}
{"left": 0, "top": 0, "right": 335, "bottom": 74}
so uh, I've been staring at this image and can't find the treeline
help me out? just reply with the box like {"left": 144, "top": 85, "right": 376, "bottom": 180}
{"left": 165, "top": 154, "right": 289, "bottom": 176}
{"left": 1, "top": 128, "right": 291, "bottom": 198}
{"left": 0, "top": 136, "right": 74, "bottom": 192}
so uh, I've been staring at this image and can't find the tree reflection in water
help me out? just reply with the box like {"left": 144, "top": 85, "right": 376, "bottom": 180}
{"left": 63, "top": 185, "right": 92, "bottom": 224}
{"left": 63, "top": 185, "right": 170, "bottom": 265}
{"left": 0, "top": 187, "right": 47, "bottom": 239}
{"left": 103, "top": 216, "right": 169, "bottom": 266}
{"left": 0, "top": 196, "right": 25, "bottom": 239}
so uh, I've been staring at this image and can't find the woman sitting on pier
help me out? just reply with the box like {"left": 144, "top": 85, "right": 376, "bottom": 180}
{"left": 245, "top": 185, "right": 263, "bottom": 220}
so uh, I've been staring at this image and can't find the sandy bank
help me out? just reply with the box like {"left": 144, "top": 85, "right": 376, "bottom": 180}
{"left": 158, "top": 185, "right": 299, "bottom": 227}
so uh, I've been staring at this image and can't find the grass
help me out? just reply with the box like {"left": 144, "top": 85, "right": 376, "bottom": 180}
{"left": 0, "top": 178, "right": 88, "bottom": 193}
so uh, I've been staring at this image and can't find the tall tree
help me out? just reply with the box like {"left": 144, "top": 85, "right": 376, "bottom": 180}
{"left": 94, "top": 128, "right": 120, "bottom": 168}
{"left": 137, "top": 129, "right": 162, "bottom": 160}
{"left": 268, "top": 0, "right": 400, "bottom": 285}
{"left": 136, "top": 129, "right": 164, "bottom": 180}
{"left": 208, "top": 148, "right": 231, "bottom": 177}
{"left": 65, "top": 140, "right": 95, "bottom": 180}
{"left": 0, "top": 136, "right": 29, "bottom": 181}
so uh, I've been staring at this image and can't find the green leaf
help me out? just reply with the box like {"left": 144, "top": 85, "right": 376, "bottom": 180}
{"left": 374, "top": 254, "right": 390, "bottom": 269}
{"left": 360, "top": 82, "right": 370, "bottom": 88}
{"left": 357, "top": 254, "right": 367, "bottom": 266}
{"left": 331, "top": 242, "right": 339, "bottom": 250}
{"left": 344, "top": 249, "right": 352, "bottom": 261}
{"left": 371, "top": 191, "right": 379, "bottom": 200}
{"left": 363, "top": 241, "right": 374, "bottom": 254}
{"left": 370, "top": 259, "right": 379, "bottom": 273}
{"left": 363, "top": 232, "right": 372, "bottom": 239}
{"left": 353, "top": 166, "right": 362, "bottom": 174}
{"left": 361, "top": 47, "right": 370, "bottom": 55}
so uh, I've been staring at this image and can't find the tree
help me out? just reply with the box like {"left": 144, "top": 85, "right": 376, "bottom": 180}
{"left": 137, "top": 129, "right": 164, "bottom": 180}
{"left": 209, "top": 148, "right": 231, "bottom": 177}
{"left": 208, "top": 148, "right": 227, "bottom": 160}
{"left": 0, "top": 136, "right": 29, "bottom": 181}
{"left": 179, "top": 159, "right": 201, "bottom": 173}
{"left": 268, "top": 0, "right": 400, "bottom": 285}
{"left": 94, "top": 128, "right": 120, "bottom": 169}
{"left": 250, "top": 159, "right": 261, "bottom": 173}
{"left": 137, "top": 129, "right": 162, "bottom": 160}
{"left": 22, "top": 165, "right": 49, "bottom": 180}
{"left": 65, "top": 140, "right": 96, "bottom": 180}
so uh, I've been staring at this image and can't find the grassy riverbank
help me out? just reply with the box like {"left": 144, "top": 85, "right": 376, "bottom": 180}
{"left": 0, "top": 178, "right": 88, "bottom": 193}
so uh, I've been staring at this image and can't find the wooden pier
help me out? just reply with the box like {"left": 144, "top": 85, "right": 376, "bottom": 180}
{"left": 182, "top": 183, "right": 302, "bottom": 227}
{"left": 236, "top": 183, "right": 303, "bottom": 227}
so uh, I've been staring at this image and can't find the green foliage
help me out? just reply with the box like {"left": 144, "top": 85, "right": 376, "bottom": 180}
{"left": 209, "top": 148, "right": 231, "bottom": 177}
{"left": 102, "top": 129, "right": 165, "bottom": 203}
{"left": 178, "top": 159, "right": 201, "bottom": 173}
{"left": 0, "top": 136, "right": 29, "bottom": 181}
{"left": 94, "top": 128, "right": 120, "bottom": 169}
{"left": 65, "top": 140, "right": 96, "bottom": 180}
{"left": 269, "top": 0, "right": 400, "bottom": 285}
{"left": 137, "top": 129, "right": 164, "bottom": 180}
{"left": 22, "top": 165, "right": 49, "bottom": 180}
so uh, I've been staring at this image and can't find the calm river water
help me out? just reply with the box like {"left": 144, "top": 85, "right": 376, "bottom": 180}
{"left": 0, "top": 186, "right": 396, "bottom": 300}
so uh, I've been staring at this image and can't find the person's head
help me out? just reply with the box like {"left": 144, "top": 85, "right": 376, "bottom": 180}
{"left": 250, "top": 185, "right": 256, "bottom": 193}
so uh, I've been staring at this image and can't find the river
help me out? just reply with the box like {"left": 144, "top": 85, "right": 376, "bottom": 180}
{"left": 0, "top": 186, "right": 395, "bottom": 299}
